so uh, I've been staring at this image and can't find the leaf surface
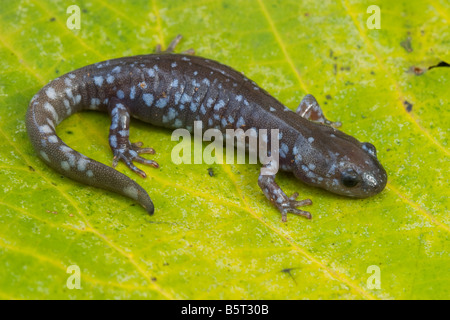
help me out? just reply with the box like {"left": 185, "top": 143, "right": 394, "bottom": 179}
{"left": 0, "top": 0, "right": 449, "bottom": 299}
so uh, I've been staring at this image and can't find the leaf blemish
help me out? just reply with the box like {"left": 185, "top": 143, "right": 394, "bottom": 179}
{"left": 281, "top": 268, "right": 299, "bottom": 285}
{"left": 400, "top": 37, "right": 413, "bottom": 52}
{"left": 403, "top": 100, "right": 413, "bottom": 112}
{"left": 428, "top": 61, "right": 450, "bottom": 70}
{"left": 409, "top": 66, "right": 426, "bottom": 75}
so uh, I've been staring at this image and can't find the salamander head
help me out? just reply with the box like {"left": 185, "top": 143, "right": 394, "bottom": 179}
{"left": 292, "top": 126, "right": 387, "bottom": 198}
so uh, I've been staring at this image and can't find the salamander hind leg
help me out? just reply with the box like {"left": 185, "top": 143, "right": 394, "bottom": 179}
{"left": 296, "top": 94, "right": 341, "bottom": 128}
{"left": 258, "top": 166, "right": 312, "bottom": 222}
{"left": 108, "top": 98, "right": 159, "bottom": 178}
{"left": 154, "top": 34, "right": 195, "bottom": 55}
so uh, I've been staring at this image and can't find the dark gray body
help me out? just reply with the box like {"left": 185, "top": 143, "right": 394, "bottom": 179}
{"left": 26, "top": 53, "right": 387, "bottom": 218}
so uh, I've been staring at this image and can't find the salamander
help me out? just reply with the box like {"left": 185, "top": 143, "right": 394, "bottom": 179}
{"left": 26, "top": 35, "right": 387, "bottom": 221}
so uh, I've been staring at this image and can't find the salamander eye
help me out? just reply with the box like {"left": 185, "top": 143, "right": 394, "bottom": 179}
{"left": 341, "top": 169, "right": 360, "bottom": 188}
{"left": 362, "top": 142, "right": 377, "bottom": 157}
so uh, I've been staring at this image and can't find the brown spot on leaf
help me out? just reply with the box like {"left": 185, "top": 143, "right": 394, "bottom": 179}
{"left": 400, "top": 37, "right": 413, "bottom": 52}
{"left": 410, "top": 66, "right": 426, "bottom": 75}
{"left": 403, "top": 100, "right": 413, "bottom": 112}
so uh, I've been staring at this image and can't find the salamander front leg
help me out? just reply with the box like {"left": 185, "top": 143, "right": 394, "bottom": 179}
{"left": 108, "top": 98, "right": 159, "bottom": 178}
{"left": 296, "top": 94, "right": 341, "bottom": 128}
{"left": 154, "top": 34, "right": 195, "bottom": 55}
{"left": 258, "top": 168, "right": 312, "bottom": 222}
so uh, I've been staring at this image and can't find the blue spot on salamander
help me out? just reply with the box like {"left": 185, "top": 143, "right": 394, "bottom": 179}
{"left": 155, "top": 97, "right": 169, "bottom": 108}
{"left": 143, "top": 93, "right": 154, "bottom": 106}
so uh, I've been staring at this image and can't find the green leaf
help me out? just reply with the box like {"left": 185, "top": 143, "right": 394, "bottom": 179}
{"left": 0, "top": 0, "right": 449, "bottom": 299}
